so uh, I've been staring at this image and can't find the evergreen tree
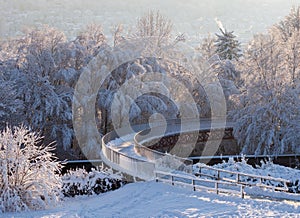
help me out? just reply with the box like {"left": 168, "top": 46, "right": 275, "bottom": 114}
{"left": 214, "top": 22, "right": 242, "bottom": 61}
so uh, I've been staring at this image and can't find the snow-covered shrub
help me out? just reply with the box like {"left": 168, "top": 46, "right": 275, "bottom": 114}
{"left": 0, "top": 126, "right": 62, "bottom": 213}
{"left": 259, "top": 160, "right": 300, "bottom": 193}
{"left": 61, "top": 167, "right": 125, "bottom": 197}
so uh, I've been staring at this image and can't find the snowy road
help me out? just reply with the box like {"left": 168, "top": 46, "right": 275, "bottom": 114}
{"left": 5, "top": 181, "right": 299, "bottom": 218}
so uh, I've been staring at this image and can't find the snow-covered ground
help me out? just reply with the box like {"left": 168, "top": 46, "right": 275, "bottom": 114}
{"left": 3, "top": 181, "right": 299, "bottom": 218}
{"left": 194, "top": 158, "right": 300, "bottom": 192}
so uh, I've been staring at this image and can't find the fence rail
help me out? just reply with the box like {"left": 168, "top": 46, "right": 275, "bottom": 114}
{"left": 195, "top": 165, "right": 290, "bottom": 192}
{"left": 155, "top": 170, "right": 246, "bottom": 198}
{"left": 155, "top": 165, "right": 291, "bottom": 199}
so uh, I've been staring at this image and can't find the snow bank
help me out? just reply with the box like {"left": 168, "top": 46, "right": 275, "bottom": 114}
{"left": 4, "top": 181, "right": 299, "bottom": 217}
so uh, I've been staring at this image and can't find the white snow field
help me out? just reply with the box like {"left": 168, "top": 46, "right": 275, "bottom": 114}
{"left": 3, "top": 181, "right": 299, "bottom": 218}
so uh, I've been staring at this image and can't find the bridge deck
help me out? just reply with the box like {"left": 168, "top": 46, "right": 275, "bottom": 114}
{"left": 101, "top": 118, "right": 234, "bottom": 180}
{"left": 106, "top": 119, "right": 234, "bottom": 162}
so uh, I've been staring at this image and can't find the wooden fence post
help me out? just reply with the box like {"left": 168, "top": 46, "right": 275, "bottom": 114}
{"left": 215, "top": 182, "right": 219, "bottom": 194}
{"left": 192, "top": 179, "right": 196, "bottom": 191}
{"left": 241, "top": 185, "right": 245, "bottom": 199}
{"left": 171, "top": 175, "right": 174, "bottom": 186}
{"left": 236, "top": 174, "right": 240, "bottom": 183}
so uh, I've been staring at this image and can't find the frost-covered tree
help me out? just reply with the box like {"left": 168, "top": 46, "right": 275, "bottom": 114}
{"left": 271, "top": 7, "right": 300, "bottom": 85}
{"left": 232, "top": 30, "right": 300, "bottom": 155}
{"left": 0, "top": 25, "right": 107, "bottom": 159}
{"left": 197, "top": 35, "right": 241, "bottom": 112}
{"left": 73, "top": 24, "right": 107, "bottom": 68}
{"left": 275, "top": 6, "right": 300, "bottom": 42}
{"left": 0, "top": 76, "right": 23, "bottom": 129}
{"left": 94, "top": 47, "right": 224, "bottom": 137}
{"left": 197, "top": 34, "right": 217, "bottom": 61}
{"left": 7, "top": 28, "right": 75, "bottom": 153}
{"left": 94, "top": 46, "right": 231, "bottom": 143}
{"left": 136, "top": 10, "right": 173, "bottom": 47}
{"left": 214, "top": 19, "right": 242, "bottom": 61}
{"left": 233, "top": 83, "right": 300, "bottom": 155}
{"left": 75, "top": 24, "right": 106, "bottom": 52}
{"left": 214, "top": 60, "right": 241, "bottom": 111}
{"left": 96, "top": 57, "right": 190, "bottom": 134}
{"left": 0, "top": 126, "right": 61, "bottom": 212}
{"left": 273, "top": 29, "right": 300, "bottom": 85}
{"left": 111, "top": 24, "right": 126, "bottom": 47}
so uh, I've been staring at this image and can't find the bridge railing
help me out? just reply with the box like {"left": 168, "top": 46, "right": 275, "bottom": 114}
{"left": 101, "top": 118, "right": 232, "bottom": 180}
{"left": 101, "top": 128, "right": 155, "bottom": 180}
{"left": 134, "top": 126, "right": 193, "bottom": 174}
{"left": 133, "top": 117, "right": 235, "bottom": 173}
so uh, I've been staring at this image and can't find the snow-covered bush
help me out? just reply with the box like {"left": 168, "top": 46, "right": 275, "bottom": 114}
{"left": 259, "top": 160, "right": 300, "bottom": 193}
{"left": 61, "top": 167, "right": 125, "bottom": 197}
{"left": 0, "top": 126, "right": 62, "bottom": 213}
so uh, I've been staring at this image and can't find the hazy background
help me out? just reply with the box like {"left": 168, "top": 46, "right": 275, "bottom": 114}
{"left": 1, "top": 0, "right": 300, "bottom": 45}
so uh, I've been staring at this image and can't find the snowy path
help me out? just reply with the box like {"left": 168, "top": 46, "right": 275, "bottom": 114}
{"left": 5, "top": 181, "right": 299, "bottom": 218}
{"left": 106, "top": 133, "right": 146, "bottom": 161}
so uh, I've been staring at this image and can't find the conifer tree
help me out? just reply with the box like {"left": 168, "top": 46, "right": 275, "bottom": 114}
{"left": 214, "top": 20, "right": 242, "bottom": 61}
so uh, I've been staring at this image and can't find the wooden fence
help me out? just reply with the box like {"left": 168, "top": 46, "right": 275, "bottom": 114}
{"left": 155, "top": 166, "right": 291, "bottom": 199}
{"left": 195, "top": 165, "right": 290, "bottom": 192}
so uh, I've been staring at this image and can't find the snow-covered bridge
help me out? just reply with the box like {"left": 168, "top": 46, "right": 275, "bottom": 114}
{"left": 100, "top": 118, "right": 235, "bottom": 180}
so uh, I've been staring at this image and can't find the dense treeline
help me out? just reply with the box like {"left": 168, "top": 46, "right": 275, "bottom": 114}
{"left": 0, "top": 8, "right": 299, "bottom": 159}
{"left": 0, "top": 25, "right": 106, "bottom": 159}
